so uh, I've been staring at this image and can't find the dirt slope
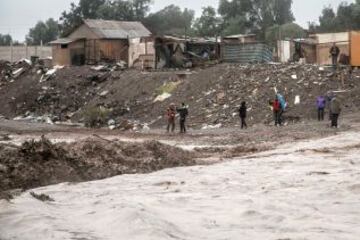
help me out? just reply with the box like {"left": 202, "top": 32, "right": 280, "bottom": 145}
{"left": 0, "top": 63, "right": 358, "bottom": 128}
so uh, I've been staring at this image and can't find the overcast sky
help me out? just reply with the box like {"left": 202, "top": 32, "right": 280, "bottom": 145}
{"left": 0, "top": 0, "right": 355, "bottom": 41}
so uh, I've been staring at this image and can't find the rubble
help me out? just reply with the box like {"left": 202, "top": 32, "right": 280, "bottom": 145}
{"left": 0, "top": 137, "right": 197, "bottom": 193}
{"left": 0, "top": 63, "right": 359, "bottom": 129}
{"left": 154, "top": 92, "right": 172, "bottom": 102}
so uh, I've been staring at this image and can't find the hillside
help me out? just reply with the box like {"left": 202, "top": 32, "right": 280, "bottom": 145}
{"left": 0, "top": 63, "right": 358, "bottom": 129}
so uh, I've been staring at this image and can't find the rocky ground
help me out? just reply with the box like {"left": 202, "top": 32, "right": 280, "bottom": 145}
{"left": 1, "top": 61, "right": 359, "bottom": 130}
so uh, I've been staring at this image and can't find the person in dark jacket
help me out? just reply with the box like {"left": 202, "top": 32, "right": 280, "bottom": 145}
{"left": 330, "top": 43, "right": 340, "bottom": 69}
{"left": 330, "top": 97, "right": 341, "bottom": 128}
{"left": 326, "top": 91, "right": 335, "bottom": 120}
{"left": 239, "top": 101, "right": 248, "bottom": 129}
{"left": 316, "top": 96, "right": 326, "bottom": 121}
{"left": 177, "top": 103, "right": 189, "bottom": 133}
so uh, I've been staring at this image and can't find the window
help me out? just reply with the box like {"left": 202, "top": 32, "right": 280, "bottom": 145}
{"left": 61, "top": 44, "right": 68, "bottom": 49}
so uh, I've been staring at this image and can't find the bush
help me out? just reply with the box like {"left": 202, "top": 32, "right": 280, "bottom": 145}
{"left": 83, "top": 106, "right": 111, "bottom": 128}
{"left": 155, "top": 81, "right": 181, "bottom": 96}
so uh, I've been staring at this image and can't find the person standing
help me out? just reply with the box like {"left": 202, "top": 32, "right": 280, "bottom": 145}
{"left": 273, "top": 97, "right": 281, "bottom": 126}
{"left": 177, "top": 103, "right": 189, "bottom": 133}
{"left": 330, "top": 43, "right": 340, "bottom": 69}
{"left": 330, "top": 97, "right": 341, "bottom": 128}
{"left": 166, "top": 104, "right": 176, "bottom": 133}
{"left": 316, "top": 95, "right": 326, "bottom": 121}
{"left": 326, "top": 91, "right": 335, "bottom": 120}
{"left": 239, "top": 101, "right": 248, "bottom": 129}
{"left": 276, "top": 93, "right": 287, "bottom": 125}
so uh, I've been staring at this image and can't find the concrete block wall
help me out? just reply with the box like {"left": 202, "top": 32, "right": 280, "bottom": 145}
{"left": 0, "top": 46, "right": 52, "bottom": 62}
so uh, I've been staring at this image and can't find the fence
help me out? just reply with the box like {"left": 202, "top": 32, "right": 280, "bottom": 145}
{"left": 0, "top": 45, "right": 52, "bottom": 62}
{"left": 221, "top": 43, "right": 273, "bottom": 63}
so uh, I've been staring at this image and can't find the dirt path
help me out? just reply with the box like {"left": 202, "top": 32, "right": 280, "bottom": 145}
{"left": 0, "top": 114, "right": 358, "bottom": 199}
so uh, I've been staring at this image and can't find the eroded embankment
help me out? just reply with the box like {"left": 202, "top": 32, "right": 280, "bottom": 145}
{"left": 0, "top": 137, "right": 197, "bottom": 198}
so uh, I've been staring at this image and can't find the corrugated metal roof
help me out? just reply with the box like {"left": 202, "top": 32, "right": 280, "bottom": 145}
{"left": 84, "top": 19, "right": 151, "bottom": 39}
{"left": 49, "top": 38, "right": 79, "bottom": 44}
{"left": 224, "top": 34, "right": 256, "bottom": 39}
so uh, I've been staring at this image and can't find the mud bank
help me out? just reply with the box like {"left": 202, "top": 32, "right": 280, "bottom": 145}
{"left": 0, "top": 137, "right": 196, "bottom": 196}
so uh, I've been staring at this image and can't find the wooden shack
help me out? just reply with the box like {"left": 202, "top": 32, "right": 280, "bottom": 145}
{"left": 309, "top": 32, "right": 349, "bottom": 65}
{"left": 50, "top": 19, "right": 155, "bottom": 67}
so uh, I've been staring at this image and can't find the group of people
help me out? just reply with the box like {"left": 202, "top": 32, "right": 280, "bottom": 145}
{"left": 317, "top": 92, "right": 342, "bottom": 128}
{"left": 166, "top": 103, "right": 189, "bottom": 133}
{"left": 166, "top": 92, "right": 342, "bottom": 133}
{"left": 239, "top": 92, "right": 342, "bottom": 130}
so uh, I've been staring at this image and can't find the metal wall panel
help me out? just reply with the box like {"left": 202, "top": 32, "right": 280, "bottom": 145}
{"left": 350, "top": 31, "right": 360, "bottom": 67}
{"left": 222, "top": 43, "right": 273, "bottom": 63}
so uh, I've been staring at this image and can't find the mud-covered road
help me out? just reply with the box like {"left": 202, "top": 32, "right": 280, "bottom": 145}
{"left": 0, "top": 113, "right": 358, "bottom": 199}
{"left": 1, "top": 121, "right": 360, "bottom": 240}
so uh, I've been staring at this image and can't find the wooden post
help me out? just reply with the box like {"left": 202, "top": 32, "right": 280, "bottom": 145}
{"left": 40, "top": 40, "right": 43, "bottom": 58}
{"left": 25, "top": 43, "right": 28, "bottom": 59}
{"left": 10, "top": 41, "right": 13, "bottom": 62}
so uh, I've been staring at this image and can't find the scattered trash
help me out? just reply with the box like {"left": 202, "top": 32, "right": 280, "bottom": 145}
{"left": 40, "top": 68, "right": 57, "bottom": 82}
{"left": 91, "top": 65, "right": 107, "bottom": 72}
{"left": 154, "top": 92, "right": 172, "bottom": 102}
{"left": 99, "top": 90, "right": 109, "bottom": 97}
{"left": 201, "top": 123, "right": 222, "bottom": 130}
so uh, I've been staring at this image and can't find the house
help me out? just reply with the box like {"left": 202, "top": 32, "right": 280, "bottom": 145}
{"left": 309, "top": 32, "right": 349, "bottom": 65}
{"left": 277, "top": 38, "right": 317, "bottom": 64}
{"left": 278, "top": 32, "right": 351, "bottom": 65}
{"left": 50, "top": 19, "right": 155, "bottom": 68}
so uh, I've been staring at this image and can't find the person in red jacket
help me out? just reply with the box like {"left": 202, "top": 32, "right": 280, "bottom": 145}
{"left": 166, "top": 104, "right": 176, "bottom": 133}
{"left": 273, "top": 98, "right": 281, "bottom": 126}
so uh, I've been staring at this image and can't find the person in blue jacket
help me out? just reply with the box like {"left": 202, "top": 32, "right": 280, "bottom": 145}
{"left": 316, "top": 95, "right": 326, "bottom": 121}
{"left": 276, "top": 93, "right": 287, "bottom": 125}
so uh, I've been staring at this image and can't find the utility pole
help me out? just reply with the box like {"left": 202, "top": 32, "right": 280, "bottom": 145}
{"left": 10, "top": 39, "right": 13, "bottom": 62}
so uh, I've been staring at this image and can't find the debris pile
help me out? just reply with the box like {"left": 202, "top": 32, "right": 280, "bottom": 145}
{"left": 0, "top": 63, "right": 359, "bottom": 129}
{"left": 0, "top": 137, "right": 196, "bottom": 193}
{"left": 0, "top": 59, "right": 32, "bottom": 84}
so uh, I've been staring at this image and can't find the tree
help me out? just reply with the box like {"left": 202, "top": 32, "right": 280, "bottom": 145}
{"left": 60, "top": 0, "right": 105, "bottom": 36}
{"left": 145, "top": 5, "right": 195, "bottom": 35}
{"left": 26, "top": 18, "right": 59, "bottom": 45}
{"left": 218, "top": 0, "right": 294, "bottom": 38}
{"left": 194, "top": 6, "right": 222, "bottom": 37}
{"left": 132, "top": 0, "right": 151, "bottom": 20}
{"left": 265, "top": 23, "right": 306, "bottom": 47}
{"left": 97, "top": 1, "right": 134, "bottom": 21}
{"left": 311, "top": 1, "right": 360, "bottom": 33}
{"left": 60, "top": 0, "right": 152, "bottom": 36}
{"left": 97, "top": 0, "right": 151, "bottom": 21}
{"left": 0, "top": 34, "right": 12, "bottom": 46}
